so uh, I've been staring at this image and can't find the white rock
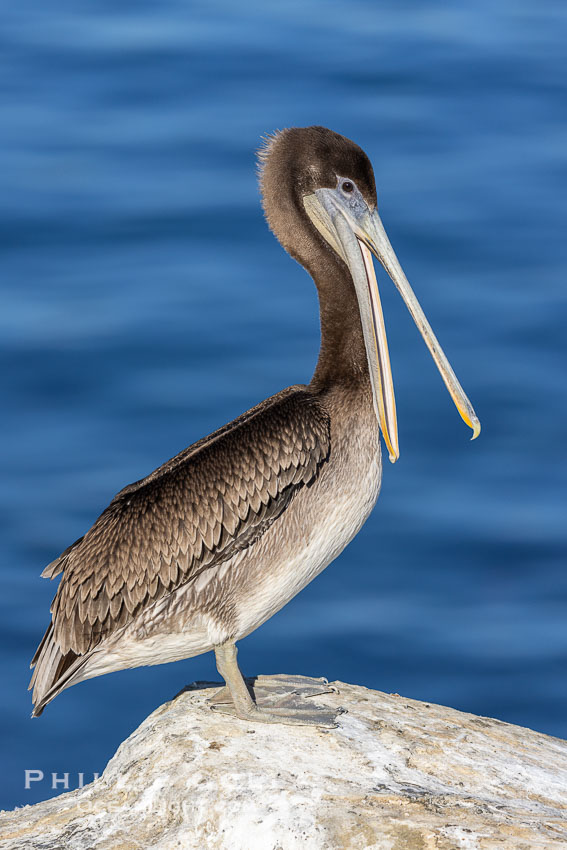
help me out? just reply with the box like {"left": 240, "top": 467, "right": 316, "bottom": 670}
{"left": 2, "top": 678, "right": 567, "bottom": 849}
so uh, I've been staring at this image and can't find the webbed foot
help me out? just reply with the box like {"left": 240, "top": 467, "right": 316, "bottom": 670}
{"left": 210, "top": 647, "right": 345, "bottom": 728}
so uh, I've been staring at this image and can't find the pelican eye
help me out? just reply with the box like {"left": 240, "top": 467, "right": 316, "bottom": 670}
{"left": 341, "top": 180, "right": 354, "bottom": 193}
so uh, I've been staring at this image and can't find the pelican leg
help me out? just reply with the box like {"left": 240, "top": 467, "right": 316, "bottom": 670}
{"left": 211, "top": 643, "right": 343, "bottom": 727}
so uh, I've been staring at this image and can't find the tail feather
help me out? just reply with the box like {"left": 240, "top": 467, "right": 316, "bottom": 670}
{"left": 29, "top": 622, "right": 88, "bottom": 717}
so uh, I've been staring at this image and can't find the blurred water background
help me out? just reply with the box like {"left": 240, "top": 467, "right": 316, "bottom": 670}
{"left": 1, "top": 0, "right": 566, "bottom": 810}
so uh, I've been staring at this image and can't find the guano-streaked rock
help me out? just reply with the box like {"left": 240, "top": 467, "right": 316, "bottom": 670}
{"left": 1, "top": 677, "right": 566, "bottom": 849}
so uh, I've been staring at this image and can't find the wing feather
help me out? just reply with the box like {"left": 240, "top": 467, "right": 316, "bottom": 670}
{"left": 32, "top": 386, "right": 330, "bottom": 671}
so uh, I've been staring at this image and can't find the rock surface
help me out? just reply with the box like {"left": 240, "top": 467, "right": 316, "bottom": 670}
{"left": 2, "top": 677, "right": 567, "bottom": 849}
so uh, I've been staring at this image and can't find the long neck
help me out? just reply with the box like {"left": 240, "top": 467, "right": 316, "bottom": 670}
{"left": 259, "top": 158, "right": 369, "bottom": 392}
{"left": 307, "top": 253, "right": 370, "bottom": 392}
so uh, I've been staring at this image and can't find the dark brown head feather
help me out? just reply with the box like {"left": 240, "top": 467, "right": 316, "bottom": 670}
{"left": 258, "top": 126, "right": 376, "bottom": 265}
{"left": 258, "top": 126, "right": 376, "bottom": 386}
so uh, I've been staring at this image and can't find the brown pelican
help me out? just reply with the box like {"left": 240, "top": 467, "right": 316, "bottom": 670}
{"left": 30, "top": 126, "right": 479, "bottom": 726}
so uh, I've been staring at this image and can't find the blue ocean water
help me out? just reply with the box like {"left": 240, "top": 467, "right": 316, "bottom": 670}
{"left": 1, "top": 0, "right": 566, "bottom": 810}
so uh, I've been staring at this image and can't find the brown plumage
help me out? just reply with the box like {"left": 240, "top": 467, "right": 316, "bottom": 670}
{"left": 30, "top": 125, "right": 384, "bottom": 719}
{"left": 31, "top": 125, "right": 472, "bottom": 725}
{"left": 30, "top": 126, "right": 384, "bottom": 719}
{"left": 30, "top": 386, "right": 330, "bottom": 714}
{"left": 259, "top": 127, "right": 376, "bottom": 386}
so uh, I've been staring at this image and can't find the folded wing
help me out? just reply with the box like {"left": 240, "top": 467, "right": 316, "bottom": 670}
{"left": 30, "top": 385, "right": 330, "bottom": 713}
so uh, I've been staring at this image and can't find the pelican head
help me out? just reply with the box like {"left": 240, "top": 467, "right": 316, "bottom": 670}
{"left": 259, "top": 126, "right": 480, "bottom": 462}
